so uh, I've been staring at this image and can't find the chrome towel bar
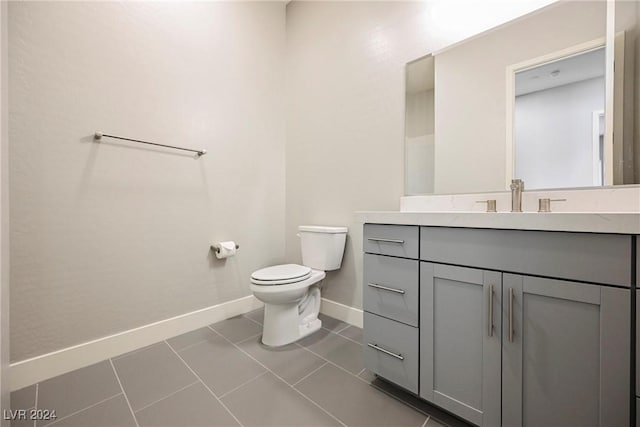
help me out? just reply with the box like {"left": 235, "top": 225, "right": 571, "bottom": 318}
{"left": 94, "top": 131, "right": 207, "bottom": 157}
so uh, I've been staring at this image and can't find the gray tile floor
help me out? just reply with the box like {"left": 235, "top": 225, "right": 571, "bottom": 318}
{"left": 10, "top": 310, "right": 471, "bottom": 427}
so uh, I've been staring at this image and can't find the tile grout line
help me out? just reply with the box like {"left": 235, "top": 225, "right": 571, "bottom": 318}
{"left": 294, "top": 343, "right": 366, "bottom": 381}
{"left": 213, "top": 317, "right": 434, "bottom": 424}
{"left": 206, "top": 326, "right": 348, "bottom": 427}
{"left": 329, "top": 328, "right": 362, "bottom": 346}
{"left": 368, "top": 381, "right": 442, "bottom": 421}
{"left": 218, "top": 371, "right": 269, "bottom": 399}
{"left": 336, "top": 334, "right": 362, "bottom": 346}
{"left": 291, "top": 362, "right": 328, "bottom": 387}
{"left": 108, "top": 359, "right": 140, "bottom": 427}
{"left": 241, "top": 313, "right": 264, "bottom": 327}
{"left": 233, "top": 332, "right": 263, "bottom": 345}
{"left": 163, "top": 340, "right": 245, "bottom": 427}
{"left": 295, "top": 340, "right": 409, "bottom": 400}
{"left": 293, "top": 340, "right": 442, "bottom": 420}
{"left": 422, "top": 415, "right": 432, "bottom": 427}
{"left": 333, "top": 324, "right": 352, "bottom": 334}
{"left": 33, "top": 383, "right": 38, "bottom": 427}
{"left": 43, "top": 393, "right": 122, "bottom": 427}
{"left": 111, "top": 344, "right": 158, "bottom": 362}
{"left": 133, "top": 380, "right": 200, "bottom": 414}
{"left": 168, "top": 337, "right": 212, "bottom": 354}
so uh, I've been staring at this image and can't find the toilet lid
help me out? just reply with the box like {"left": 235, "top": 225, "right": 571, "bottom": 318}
{"left": 251, "top": 264, "right": 312, "bottom": 285}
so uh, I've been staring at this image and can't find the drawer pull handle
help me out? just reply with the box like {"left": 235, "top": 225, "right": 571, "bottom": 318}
{"left": 367, "top": 283, "right": 405, "bottom": 294}
{"left": 367, "top": 238, "right": 404, "bottom": 244}
{"left": 508, "top": 288, "right": 514, "bottom": 343}
{"left": 367, "top": 343, "right": 404, "bottom": 360}
{"left": 488, "top": 284, "right": 494, "bottom": 337}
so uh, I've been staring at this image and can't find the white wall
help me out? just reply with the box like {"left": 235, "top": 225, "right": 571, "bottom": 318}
{"left": 0, "top": 0, "right": 9, "bottom": 420}
{"left": 515, "top": 77, "right": 605, "bottom": 189}
{"left": 434, "top": 1, "right": 606, "bottom": 193}
{"left": 9, "top": 2, "right": 286, "bottom": 362}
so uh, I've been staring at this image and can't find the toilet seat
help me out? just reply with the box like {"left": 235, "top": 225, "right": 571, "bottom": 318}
{"left": 251, "top": 264, "right": 312, "bottom": 286}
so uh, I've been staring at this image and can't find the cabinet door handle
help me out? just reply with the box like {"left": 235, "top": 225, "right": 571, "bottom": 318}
{"left": 508, "top": 287, "right": 514, "bottom": 342}
{"left": 488, "top": 284, "right": 494, "bottom": 337}
{"left": 367, "top": 283, "right": 405, "bottom": 294}
{"left": 367, "top": 343, "right": 404, "bottom": 360}
{"left": 367, "top": 238, "right": 404, "bottom": 244}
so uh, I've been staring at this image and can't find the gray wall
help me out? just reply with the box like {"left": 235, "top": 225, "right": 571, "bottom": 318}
{"left": 283, "top": 1, "right": 558, "bottom": 310}
{"left": 284, "top": 1, "right": 436, "bottom": 310}
{"left": 1, "top": 0, "right": 9, "bottom": 419}
{"left": 7, "top": 0, "right": 561, "bottom": 362}
{"left": 9, "top": 2, "right": 287, "bottom": 362}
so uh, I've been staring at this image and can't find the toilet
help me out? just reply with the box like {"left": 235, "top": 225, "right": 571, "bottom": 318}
{"left": 250, "top": 225, "right": 348, "bottom": 347}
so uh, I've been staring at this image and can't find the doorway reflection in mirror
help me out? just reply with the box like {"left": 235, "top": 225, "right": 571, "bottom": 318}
{"left": 514, "top": 46, "right": 606, "bottom": 189}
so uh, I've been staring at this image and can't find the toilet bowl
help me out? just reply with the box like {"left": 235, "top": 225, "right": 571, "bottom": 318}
{"left": 250, "top": 226, "right": 347, "bottom": 347}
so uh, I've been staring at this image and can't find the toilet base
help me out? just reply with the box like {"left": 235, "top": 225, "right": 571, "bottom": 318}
{"left": 262, "top": 303, "right": 322, "bottom": 346}
{"left": 261, "top": 289, "right": 322, "bottom": 347}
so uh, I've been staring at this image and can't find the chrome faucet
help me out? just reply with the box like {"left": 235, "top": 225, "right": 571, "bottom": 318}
{"left": 510, "top": 179, "right": 524, "bottom": 212}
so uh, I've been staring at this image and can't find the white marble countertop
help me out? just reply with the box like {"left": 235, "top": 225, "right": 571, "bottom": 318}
{"left": 354, "top": 211, "right": 640, "bottom": 234}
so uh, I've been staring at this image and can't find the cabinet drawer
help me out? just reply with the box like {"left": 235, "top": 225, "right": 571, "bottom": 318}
{"left": 364, "top": 254, "right": 419, "bottom": 326}
{"left": 364, "top": 224, "right": 419, "bottom": 259}
{"left": 363, "top": 312, "right": 419, "bottom": 394}
{"left": 420, "top": 227, "right": 632, "bottom": 287}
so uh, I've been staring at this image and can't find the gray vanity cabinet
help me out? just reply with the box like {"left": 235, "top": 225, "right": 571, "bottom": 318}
{"left": 420, "top": 263, "right": 501, "bottom": 427}
{"left": 501, "top": 274, "right": 629, "bottom": 427}
{"left": 363, "top": 223, "right": 633, "bottom": 427}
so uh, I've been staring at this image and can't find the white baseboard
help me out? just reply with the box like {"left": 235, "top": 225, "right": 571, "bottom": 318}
{"left": 10, "top": 295, "right": 263, "bottom": 391}
{"left": 320, "top": 298, "right": 363, "bottom": 328}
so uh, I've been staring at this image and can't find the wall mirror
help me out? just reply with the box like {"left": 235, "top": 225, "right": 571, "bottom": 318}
{"left": 404, "top": 0, "right": 639, "bottom": 195}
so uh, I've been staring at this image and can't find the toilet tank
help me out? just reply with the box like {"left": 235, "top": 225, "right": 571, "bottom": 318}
{"left": 298, "top": 225, "right": 348, "bottom": 271}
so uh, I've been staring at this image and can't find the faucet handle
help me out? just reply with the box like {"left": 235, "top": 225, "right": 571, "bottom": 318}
{"left": 510, "top": 179, "right": 524, "bottom": 190}
{"left": 476, "top": 199, "right": 497, "bottom": 212}
{"left": 538, "top": 198, "right": 567, "bottom": 213}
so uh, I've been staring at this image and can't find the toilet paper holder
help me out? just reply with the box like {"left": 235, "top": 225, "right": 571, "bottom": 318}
{"left": 211, "top": 243, "right": 240, "bottom": 253}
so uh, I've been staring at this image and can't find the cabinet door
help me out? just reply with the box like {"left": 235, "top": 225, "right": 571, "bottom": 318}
{"left": 502, "top": 274, "right": 629, "bottom": 427}
{"left": 420, "top": 262, "right": 501, "bottom": 427}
